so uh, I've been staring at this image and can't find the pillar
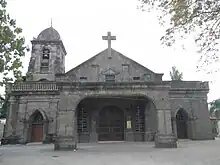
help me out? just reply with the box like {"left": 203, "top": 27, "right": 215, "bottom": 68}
{"left": 144, "top": 103, "right": 151, "bottom": 141}
{"left": 144, "top": 102, "right": 157, "bottom": 141}
{"left": 54, "top": 94, "right": 77, "bottom": 150}
{"left": 90, "top": 111, "right": 98, "bottom": 142}
{"left": 154, "top": 99, "right": 177, "bottom": 148}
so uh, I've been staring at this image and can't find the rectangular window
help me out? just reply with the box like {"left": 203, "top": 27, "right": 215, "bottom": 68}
{"left": 122, "top": 64, "right": 129, "bottom": 72}
{"left": 105, "top": 75, "right": 115, "bottom": 82}
{"left": 133, "top": 77, "right": 140, "bottom": 80}
{"left": 80, "top": 77, "right": 87, "bottom": 80}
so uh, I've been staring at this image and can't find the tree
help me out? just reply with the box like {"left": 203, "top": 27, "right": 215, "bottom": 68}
{"left": 138, "top": 0, "right": 220, "bottom": 72}
{"left": 209, "top": 99, "right": 220, "bottom": 118}
{"left": 0, "top": 96, "right": 7, "bottom": 119}
{"left": 169, "top": 66, "right": 183, "bottom": 80}
{"left": 0, "top": 0, "right": 29, "bottom": 86}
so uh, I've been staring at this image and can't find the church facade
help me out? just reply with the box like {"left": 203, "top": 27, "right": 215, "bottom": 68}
{"left": 3, "top": 27, "right": 214, "bottom": 150}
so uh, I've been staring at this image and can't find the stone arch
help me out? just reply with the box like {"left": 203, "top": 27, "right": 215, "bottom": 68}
{"left": 38, "top": 78, "right": 49, "bottom": 82}
{"left": 175, "top": 108, "right": 189, "bottom": 139}
{"left": 75, "top": 94, "right": 158, "bottom": 110}
{"left": 40, "top": 45, "right": 52, "bottom": 53}
{"left": 75, "top": 93, "right": 158, "bottom": 142}
{"left": 28, "top": 109, "right": 48, "bottom": 143}
{"left": 29, "top": 109, "right": 48, "bottom": 121}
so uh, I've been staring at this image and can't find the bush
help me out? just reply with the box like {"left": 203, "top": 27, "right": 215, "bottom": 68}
{"left": 1, "top": 134, "right": 21, "bottom": 145}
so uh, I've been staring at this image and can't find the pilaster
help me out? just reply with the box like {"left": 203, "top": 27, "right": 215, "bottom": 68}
{"left": 54, "top": 94, "right": 77, "bottom": 150}
{"left": 154, "top": 99, "right": 177, "bottom": 148}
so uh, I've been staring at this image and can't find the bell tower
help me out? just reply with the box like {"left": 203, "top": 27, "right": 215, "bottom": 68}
{"left": 26, "top": 26, "right": 66, "bottom": 81}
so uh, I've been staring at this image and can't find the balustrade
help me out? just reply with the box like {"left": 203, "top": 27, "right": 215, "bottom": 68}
{"left": 6, "top": 82, "right": 58, "bottom": 92}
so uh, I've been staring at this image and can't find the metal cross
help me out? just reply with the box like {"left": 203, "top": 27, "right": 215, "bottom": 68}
{"left": 102, "top": 32, "right": 116, "bottom": 59}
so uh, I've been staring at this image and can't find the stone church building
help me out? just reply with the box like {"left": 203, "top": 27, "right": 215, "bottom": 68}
{"left": 4, "top": 27, "right": 213, "bottom": 150}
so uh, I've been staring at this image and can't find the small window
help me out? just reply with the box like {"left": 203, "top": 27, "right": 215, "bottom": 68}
{"left": 133, "top": 77, "right": 140, "bottom": 80}
{"left": 80, "top": 77, "right": 87, "bottom": 80}
{"left": 122, "top": 64, "right": 129, "bottom": 72}
{"left": 105, "top": 75, "right": 115, "bottom": 82}
{"left": 144, "top": 74, "right": 151, "bottom": 81}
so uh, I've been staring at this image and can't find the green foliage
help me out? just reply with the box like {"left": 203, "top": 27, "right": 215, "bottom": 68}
{"left": 169, "top": 66, "right": 183, "bottom": 80}
{"left": 0, "top": 0, "right": 28, "bottom": 86}
{"left": 0, "top": 95, "right": 9, "bottom": 118}
{"left": 209, "top": 99, "right": 220, "bottom": 118}
{"left": 138, "top": 0, "right": 220, "bottom": 72}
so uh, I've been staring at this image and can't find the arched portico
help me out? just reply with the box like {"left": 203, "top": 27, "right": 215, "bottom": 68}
{"left": 75, "top": 95, "right": 157, "bottom": 143}
{"left": 55, "top": 84, "right": 177, "bottom": 150}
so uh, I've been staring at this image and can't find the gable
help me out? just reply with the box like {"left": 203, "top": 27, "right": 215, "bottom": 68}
{"left": 64, "top": 48, "right": 163, "bottom": 82}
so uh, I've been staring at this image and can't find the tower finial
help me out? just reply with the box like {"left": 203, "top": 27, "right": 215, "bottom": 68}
{"left": 51, "top": 18, "right": 53, "bottom": 27}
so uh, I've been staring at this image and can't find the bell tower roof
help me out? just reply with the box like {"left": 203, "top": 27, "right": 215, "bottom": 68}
{"left": 37, "top": 27, "right": 61, "bottom": 41}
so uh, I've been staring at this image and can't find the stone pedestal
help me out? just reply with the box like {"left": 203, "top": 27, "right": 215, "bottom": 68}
{"left": 154, "top": 106, "right": 177, "bottom": 148}
{"left": 125, "top": 132, "right": 134, "bottom": 141}
{"left": 155, "top": 133, "right": 177, "bottom": 148}
{"left": 54, "top": 135, "right": 77, "bottom": 150}
{"left": 144, "top": 132, "right": 154, "bottom": 141}
{"left": 90, "top": 132, "right": 98, "bottom": 142}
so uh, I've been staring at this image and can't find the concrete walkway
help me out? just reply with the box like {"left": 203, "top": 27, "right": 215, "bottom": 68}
{"left": 0, "top": 140, "right": 220, "bottom": 165}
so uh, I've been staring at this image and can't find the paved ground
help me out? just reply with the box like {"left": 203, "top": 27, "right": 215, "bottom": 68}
{"left": 0, "top": 139, "right": 220, "bottom": 165}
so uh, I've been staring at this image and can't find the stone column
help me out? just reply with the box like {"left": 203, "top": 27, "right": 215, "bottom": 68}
{"left": 90, "top": 111, "right": 98, "bottom": 142}
{"left": 54, "top": 94, "right": 77, "bottom": 150}
{"left": 154, "top": 99, "right": 177, "bottom": 148}
{"left": 144, "top": 104, "right": 150, "bottom": 141}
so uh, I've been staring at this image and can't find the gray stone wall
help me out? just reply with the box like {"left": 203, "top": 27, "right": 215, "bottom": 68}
{"left": 27, "top": 41, "right": 66, "bottom": 81}
{"left": 5, "top": 94, "right": 60, "bottom": 143}
{"left": 170, "top": 89, "right": 213, "bottom": 140}
{"left": 65, "top": 49, "right": 163, "bottom": 82}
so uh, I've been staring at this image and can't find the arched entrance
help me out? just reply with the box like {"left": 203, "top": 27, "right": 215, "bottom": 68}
{"left": 98, "top": 106, "right": 124, "bottom": 141}
{"left": 176, "top": 108, "right": 188, "bottom": 139}
{"left": 30, "top": 110, "right": 44, "bottom": 142}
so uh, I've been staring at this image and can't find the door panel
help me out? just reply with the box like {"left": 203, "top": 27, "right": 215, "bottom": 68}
{"left": 99, "top": 106, "right": 124, "bottom": 141}
{"left": 31, "top": 124, "right": 43, "bottom": 142}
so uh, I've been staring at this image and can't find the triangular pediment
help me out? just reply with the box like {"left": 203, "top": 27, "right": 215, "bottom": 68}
{"left": 101, "top": 68, "right": 119, "bottom": 75}
{"left": 64, "top": 48, "right": 163, "bottom": 82}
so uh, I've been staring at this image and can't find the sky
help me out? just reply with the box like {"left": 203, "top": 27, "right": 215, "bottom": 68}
{"left": 3, "top": 0, "right": 220, "bottom": 101}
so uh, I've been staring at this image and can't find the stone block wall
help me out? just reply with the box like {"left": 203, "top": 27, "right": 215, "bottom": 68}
{"left": 170, "top": 86, "right": 214, "bottom": 140}
{"left": 4, "top": 94, "right": 60, "bottom": 143}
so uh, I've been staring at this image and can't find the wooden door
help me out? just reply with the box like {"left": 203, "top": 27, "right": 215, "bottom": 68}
{"left": 99, "top": 106, "right": 124, "bottom": 141}
{"left": 31, "top": 124, "right": 43, "bottom": 142}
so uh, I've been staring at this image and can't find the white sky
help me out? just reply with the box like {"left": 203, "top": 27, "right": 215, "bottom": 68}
{"left": 4, "top": 0, "right": 220, "bottom": 102}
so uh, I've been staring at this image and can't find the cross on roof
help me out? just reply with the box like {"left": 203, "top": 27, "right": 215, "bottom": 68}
{"left": 102, "top": 32, "right": 116, "bottom": 59}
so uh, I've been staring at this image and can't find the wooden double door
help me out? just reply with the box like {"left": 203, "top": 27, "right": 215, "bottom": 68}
{"left": 98, "top": 106, "right": 124, "bottom": 141}
{"left": 31, "top": 124, "right": 43, "bottom": 142}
